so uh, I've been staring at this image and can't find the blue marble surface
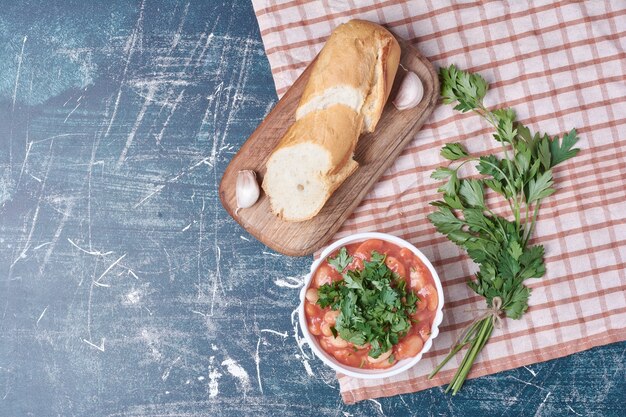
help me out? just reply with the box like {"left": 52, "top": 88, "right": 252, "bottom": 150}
{"left": 0, "top": 1, "right": 623, "bottom": 416}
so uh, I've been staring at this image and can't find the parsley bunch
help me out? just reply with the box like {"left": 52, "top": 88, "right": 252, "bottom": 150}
{"left": 317, "top": 248, "right": 418, "bottom": 359}
{"left": 427, "top": 65, "right": 580, "bottom": 394}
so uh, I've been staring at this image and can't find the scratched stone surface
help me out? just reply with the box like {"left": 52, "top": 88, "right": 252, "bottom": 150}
{"left": 0, "top": 1, "right": 624, "bottom": 416}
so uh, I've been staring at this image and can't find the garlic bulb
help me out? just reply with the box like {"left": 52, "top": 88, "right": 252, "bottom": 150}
{"left": 235, "top": 170, "right": 260, "bottom": 215}
{"left": 392, "top": 71, "right": 423, "bottom": 111}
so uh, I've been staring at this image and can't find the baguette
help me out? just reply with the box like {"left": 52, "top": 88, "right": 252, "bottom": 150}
{"left": 296, "top": 20, "right": 401, "bottom": 132}
{"left": 263, "top": 20, "right": 400, "bottom": 222}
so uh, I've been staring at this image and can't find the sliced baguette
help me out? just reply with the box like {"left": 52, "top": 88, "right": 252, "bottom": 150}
{"left": 296, "top": 19, "right": 400, "bottom": 132}
{"left": 263, "top": 20, "right": 400, "bottom": 222}
{"left": 263, "top": 105, "right": 363, "bottom": 222}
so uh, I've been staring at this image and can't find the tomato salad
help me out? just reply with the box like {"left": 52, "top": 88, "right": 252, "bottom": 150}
{"left": 304, "top": 239, "right": 439, "bottom": 369}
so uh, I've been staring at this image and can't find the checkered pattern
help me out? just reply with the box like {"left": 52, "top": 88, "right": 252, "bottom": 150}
{"left": 251, "top": 0, "right": 626, "bottom": 404}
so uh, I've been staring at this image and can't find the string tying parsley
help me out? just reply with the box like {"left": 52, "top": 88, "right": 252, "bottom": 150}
{"left": 455, "top": 296, "right": 503, "bottom": 348}
{"left": 428, "top": 65, "right": 580, "bottom": 394}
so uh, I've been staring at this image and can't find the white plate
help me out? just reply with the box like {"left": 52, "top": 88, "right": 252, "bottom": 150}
{"left": 298, "top": 232, "right": 445, "bottom": 379}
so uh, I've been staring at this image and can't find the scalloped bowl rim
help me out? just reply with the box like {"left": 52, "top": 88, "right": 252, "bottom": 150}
{"left": 298, "top": 232, "right": 445, "bottom": 379}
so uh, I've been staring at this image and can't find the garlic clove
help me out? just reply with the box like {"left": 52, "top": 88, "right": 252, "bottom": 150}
{"left": 392, "top": 71, "right": 424, "bottom": 111}
{"left": 235, "top": 170, "right": 260, "bottom": 215}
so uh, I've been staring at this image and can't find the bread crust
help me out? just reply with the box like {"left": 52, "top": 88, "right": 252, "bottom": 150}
{"left": 362, "top": 30, "right": 401, "bottom": 132}
{"left": 298, "top": 19, "right": 400, "bottom": 131}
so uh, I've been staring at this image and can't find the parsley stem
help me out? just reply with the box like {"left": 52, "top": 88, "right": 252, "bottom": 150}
{"left": 446, "top": 325, "right": 482, "bottom": 393}
{"left": 523, "top": 199, "right": 542, "bottom": 247}
{"left": 475, "top": 105, "right": 515, "bottom": 175}
{"left": 447, "top": 317, "right": 494, "bottom": 395}
{"left": 485, "top": 207, "right": 509, "bottom": 241}
{"left": 474, "top": 105, "right": 524, "bottom": 233}
{"left": 523, "top": 201, "right": 532, "bottom": 239}
{"left": 428, "top": 320, "right": 483, "bottom": 379}
{"left": 428, "top": 342, "right": 466, "bottom": 379}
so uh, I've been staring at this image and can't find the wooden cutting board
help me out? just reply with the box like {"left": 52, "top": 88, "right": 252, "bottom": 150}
{"left": 219, "top": 38, "right": 438, "bottom": 256}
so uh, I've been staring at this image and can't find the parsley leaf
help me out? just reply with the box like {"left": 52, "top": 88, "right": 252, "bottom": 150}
{"left": 431, "top": 167, "right": 455, "bottom": 180}
{"left": 441, "top": 64, "right": 488, "bottom": 112}
{"left": 327, "top": 247, "right": 352, "bottom": 273}
{"left": 440, "top": 143, "right": 469, "bottom": 160}
{"left": 526, "top": 170, "right": 555, "bottom": 204}
{"left": 504, "top": 285, "right": 531, "bottom": 319}
{"left": 550, "top": 128, "right": 580, "bottom": 167}
{"left": 508, "top": 241, "right": 523, "bottom": 261}
{"left": 428, "top": 206, "right": 465, "bottom": 234}
{"left": 459, "top": 179, "right": 484, "bottom": 208}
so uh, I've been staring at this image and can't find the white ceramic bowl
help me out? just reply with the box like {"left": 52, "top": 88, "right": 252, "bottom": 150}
{"left": 298, "top": 232, "right": 445, "bottom": 379}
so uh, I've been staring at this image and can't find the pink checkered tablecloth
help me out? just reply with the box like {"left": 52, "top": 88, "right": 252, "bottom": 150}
{"left": 251, "top": 0, "right": 626, "bottom": 404}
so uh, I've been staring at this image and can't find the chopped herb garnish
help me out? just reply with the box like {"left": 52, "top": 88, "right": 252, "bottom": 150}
{"left": 327, "top": 247, "right": 353, "bottom": 273}
{"left": 317, "top": 250, "right": 418, "bottom": 358}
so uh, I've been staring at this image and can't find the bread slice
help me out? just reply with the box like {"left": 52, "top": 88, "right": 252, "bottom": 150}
{"left": 264, "top": 20, "right": 400, "bottom": 222}
{"left": 296, "top": 20, "right": 400, "bottom": 132}
{"left": 263, "top": 105, "right": 363, "bottom": 222}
